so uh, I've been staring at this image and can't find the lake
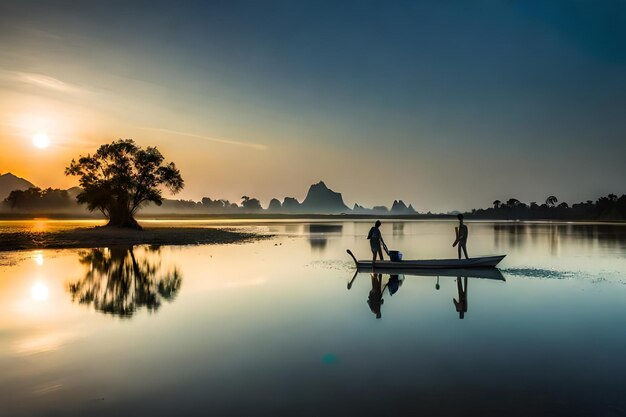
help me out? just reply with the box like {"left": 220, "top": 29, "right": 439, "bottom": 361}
{"left": 1, "top": 220, "right": 625, "bottom": 416}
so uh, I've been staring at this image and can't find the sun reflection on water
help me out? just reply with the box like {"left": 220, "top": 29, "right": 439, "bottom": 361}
{"left": 31, "top": 220, "right": 48, "bottom": 233}
{"left": 30, "top": 282, "right": 49, "bottom": 302}
{"left": 33, "top": 251, "right": 44, "bottom": 266}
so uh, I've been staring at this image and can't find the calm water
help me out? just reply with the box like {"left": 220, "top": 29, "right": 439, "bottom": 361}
{"left": 1, "top": 220, "right": 625, "bottom": 416}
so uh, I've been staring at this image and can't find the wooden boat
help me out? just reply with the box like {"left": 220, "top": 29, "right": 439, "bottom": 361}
{"left": 346, "top": 249, "right": 505, "bottom": 270}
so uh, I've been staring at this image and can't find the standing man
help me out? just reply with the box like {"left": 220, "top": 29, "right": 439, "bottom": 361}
{"left": 453, "top": 214, "right": 469, "bottom": 259}
{"left": 367, "top": 220, "right": 386, "bottom": 265}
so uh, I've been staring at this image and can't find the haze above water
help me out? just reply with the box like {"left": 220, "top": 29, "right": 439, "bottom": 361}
{"left": 1, "top": 220, "right": 625, "bottom": 416}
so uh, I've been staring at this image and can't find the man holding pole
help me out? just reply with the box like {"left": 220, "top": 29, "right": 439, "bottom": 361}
{"left": 452, "top": 214, "right": 469, "bottom": 259}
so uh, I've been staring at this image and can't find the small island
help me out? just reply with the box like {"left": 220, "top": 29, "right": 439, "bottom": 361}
{"left": 0, "top": 140, "right": 268, "bottom": 251}
{"left": 0, "top": 225, "right": 263, "bottom": 252}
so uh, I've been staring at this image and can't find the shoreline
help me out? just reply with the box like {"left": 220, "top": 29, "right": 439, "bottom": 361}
{"left": 0, "top": 226, "right": 269, "bottom": 252}
{"left": 0, "top": 212, "right": 624, "bottom": 223}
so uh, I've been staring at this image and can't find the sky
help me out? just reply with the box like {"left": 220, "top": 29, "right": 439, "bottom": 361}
{"left": 0, "top": 0, "right": 625, "bottom": 212}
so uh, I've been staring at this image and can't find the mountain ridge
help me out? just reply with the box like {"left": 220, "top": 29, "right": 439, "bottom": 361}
{"left": 0, "top": 173, "right": 36, "bottom": 200}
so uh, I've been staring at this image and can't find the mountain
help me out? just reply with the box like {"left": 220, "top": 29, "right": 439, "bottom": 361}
{"left": 0, "top": 172, "right": 36, "bottom": 200}
{"left": 300, "top": 181, "right": 349, "bottom": 213}
{"left": 390, "top": 200, "right": 417, "bottom": 214}
{"left": 267, "top": 198, "right": 282, "bottom": 212}
{"left": 282, "top": 197, "right": 300, "bottom": 211}
{"left": 67, "top": 186, "right": 83, "bottom": 199}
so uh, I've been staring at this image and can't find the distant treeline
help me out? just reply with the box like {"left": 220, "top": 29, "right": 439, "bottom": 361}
{"left": 0, "top": 189, "right": 302, "bottom": 214}
{"left": 2, "top": 187, "right": 80, "bottom": 212}
{"left": 2, "top": 187, "right": 625, "bottom": 221}
{"left": 468, "top": 194, "right": 626, "bottom": 221}
{"left": 0, "top": 180, "right": 418, "bottom": 216}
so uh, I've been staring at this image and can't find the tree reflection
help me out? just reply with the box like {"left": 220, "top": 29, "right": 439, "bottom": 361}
{"left": 67, "top": 246, "right": 182, "bottom": 317}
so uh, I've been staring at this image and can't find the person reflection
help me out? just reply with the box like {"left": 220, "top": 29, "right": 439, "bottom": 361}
{"left": 367, "top": 273, "right": 384, "bottom": 319}
{"left": 453, "top": 276, "right": 468, "bottom": 319}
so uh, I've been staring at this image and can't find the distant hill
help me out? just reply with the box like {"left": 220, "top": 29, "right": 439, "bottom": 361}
{"left": 66, "top": 186, "right": 83, "bottom": 200}
{"left": 0, "top": 173, "right": 36, "bottom": 200}
{"left": 300, "top": 181, "right": 349, "bottom": 213}
{"left": 390, "top": 200, "right": 417, "bottom": 214}
{"left": 267, "top": 198, "right": 282, "bottom": 212}
{"left": 265, "top": 181, "right": 417, "bottom": 215}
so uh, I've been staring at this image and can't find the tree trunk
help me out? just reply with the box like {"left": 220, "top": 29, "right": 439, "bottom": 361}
{"left": 106, "top": 205, "right": 142, "bottom": 230}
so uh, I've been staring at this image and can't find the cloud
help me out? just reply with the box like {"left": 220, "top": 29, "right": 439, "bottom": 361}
{"left": 1, "top": 71, "right": 85, "bottom": 94}
{"left": 139, "top": 127, "right": 268, "bottom": 150}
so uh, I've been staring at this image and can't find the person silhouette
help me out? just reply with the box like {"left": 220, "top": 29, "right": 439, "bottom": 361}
{"left": 367, "top": 273, "right": 384, "bottom": 319}
{"left": 367, "top": 220, "right": 386, "bottom": 266}
{"left": 453, "top": 214, "right": 469, "bottom": 259}
{"left": 452, "top": 276, "right": 468, "bottom": 319}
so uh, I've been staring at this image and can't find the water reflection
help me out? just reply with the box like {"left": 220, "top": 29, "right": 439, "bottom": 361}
{"left": 308, "top": 224, "right": 343, "bottom": 252}
{"left": 363, "top": 273, "right": 404, "bottom": 319}
{"left": 67, "top": 246, "right": 182, "bottom": 318}
{"left": 392, "top": 222, "right": 404, "bottom": 236}
{"left": 453, "top": 277, "right": 468, "bottom": 319}
{"left": 493, "top": 222, "right": 626, "bottom": 254}
{"left": 367, "top": 273, "right": 384, "bottom": 319}
{"left": 348, "top": 269, "right": 504, "bottom": 320}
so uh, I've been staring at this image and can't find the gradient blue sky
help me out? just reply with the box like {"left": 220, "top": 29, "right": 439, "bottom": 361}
{"left": 0, "top": 0, "right": 624, "bottom": 211}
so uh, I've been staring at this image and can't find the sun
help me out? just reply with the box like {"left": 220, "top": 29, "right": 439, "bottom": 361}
{"left": 33, "top": 132, "right": 50, "bottom": 149}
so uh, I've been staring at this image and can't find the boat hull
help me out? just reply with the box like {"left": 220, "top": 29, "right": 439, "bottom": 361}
{"left": 347, "top": 250, "right": 505, "bottom": 269}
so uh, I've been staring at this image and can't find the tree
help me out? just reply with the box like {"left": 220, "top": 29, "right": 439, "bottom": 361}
{"left": 65, "top": 139, "right": 183, "bottom": 229}
{"left": 546, "top": 195, "right": 558, "bottom": 207}
{"left": 492, "top": 200, "right": 501, "bottom": 209}
{"left": 5, "top": 187, "right": 42, "bottom": 209}
{"left": 506, "top": 198, "right": 521, "bottom": 207}
{"left": 241, "top": 195, "right": 262, "bottom": 211}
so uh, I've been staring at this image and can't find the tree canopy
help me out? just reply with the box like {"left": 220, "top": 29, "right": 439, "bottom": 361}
{"left": 65, "top": 139, "right": 183, "bottom": 229}
{"left": 241, "top": 195, "right": 262, "bottom": 211}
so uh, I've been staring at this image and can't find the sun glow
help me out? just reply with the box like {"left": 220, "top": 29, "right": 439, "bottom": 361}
{"left": 33, "top": 132, "right": 50, "bottom": 149}
{"left": 33, "top": 251, "right": 44, "bottom": 266}
{"left": 31, "top": 282, "right": 49, "bottom": 302}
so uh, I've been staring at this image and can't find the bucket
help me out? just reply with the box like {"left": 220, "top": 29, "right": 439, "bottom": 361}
{"left": 389, "top": 250, "right": 403, "bottom": 262}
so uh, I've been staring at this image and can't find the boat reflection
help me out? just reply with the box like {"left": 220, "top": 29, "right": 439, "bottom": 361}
{"left": 348, "top": 268, "right": 504, "bottom": 320}
{"left": 67, "top": 246, "right": 182, "bottom": 318}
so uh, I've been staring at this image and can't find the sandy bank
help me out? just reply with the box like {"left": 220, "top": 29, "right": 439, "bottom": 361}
{"left": 0, "top": 226, "right": 268, "bottom": 251}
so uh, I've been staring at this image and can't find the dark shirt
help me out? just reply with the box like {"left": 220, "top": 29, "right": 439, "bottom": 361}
{"left": 458, "top": 224, "right": 468, "bottom": 241}
{"left": 368, "top": 227, "right": 381, "bottom": 243}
